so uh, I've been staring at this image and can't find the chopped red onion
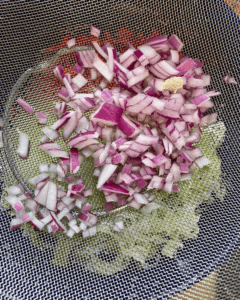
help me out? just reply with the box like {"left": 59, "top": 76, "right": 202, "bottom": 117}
{"left": 74, "top": 64, "right": 84, "bottom": 74}
{"left": 90, "top": 25, "right": 100, "bottom": 37}
{"left": 10, "top": 218, "right": 23, "bottom": 230}
{"left": 58, "top": 87, "right": 70, "bottom": 102}
{"left": 93, "top": 55, "right": 113, "bottom": 82}
{"left": 36, "top": 112, "right": 47, "bottom": 122}
{"left": 72, "top": 74, "right": 88, "bottom": 90}
{"left": 42, "top": 126, "right": 59, "bottom": 141}
{"left": 168, "top": 34, "right": 184, "bottom": 52}
{"left": 17, "top": 132, "right": 29, "bottom": 159}
{"left": 107, "top": 47, "right": 114, "bottom": 73}
{"left": 66, "top": 228, "right": 75, "bottom": 238}
{"left": 97, "top": 164, "right": 118, "bottom": 189}
{"left": 50, "top": 211, "right": 67, "bottom": 232}
{"left": 195, "top": 156, "right": 211, "bottom": 168}
{"left": 16, "top": 98, "right": 35, "bottom": 115}
{"left": 191, "top": 94, "right": 210, "bottom": 106}
{"left": 63, "top": 77, "right": 75, "bottom": 99}
{"left": 12, "top": 200, "right": 24, "bottom": 212}
{"left": 11, "top": 25, "right": 222, "bottom": 236}
{"left": 176, "top": 58, "right": 197, "bottom": 76}
{"left": 101, "top": 127, "right": 113, "bottom": 143}
{"left": 22, "top": 212, "right": 34, "bottom": 223}
{"left": 223, "top": 73, "right": 237, "bottom": 85}
{"left": 138, "top": 45, "right": 161, "bottom": 65}
{"left": 25, "top": 199, "right": 38, "bottom": 212}
{"left": 54, "top": 65, "right": 65, "bottom": 83}
{"left": 7, "top": 185, "right": 22, "bottom": 196}
{"left": 91, "top": 102, "right": 123, "bottom": 126}
{"left": 38, "top": 142, "right": 69, "bottom": 158}
{"left": 66, "top": 38, "right": 75, "bottom": 48}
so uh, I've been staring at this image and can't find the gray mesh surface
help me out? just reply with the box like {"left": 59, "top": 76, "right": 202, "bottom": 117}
{"left": 0, "top": 0, "right": 239, "bottom": 299}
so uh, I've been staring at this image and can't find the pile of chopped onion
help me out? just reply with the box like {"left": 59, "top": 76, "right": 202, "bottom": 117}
{"left": 11, "top": 25, "right": 221, "bottom": 239}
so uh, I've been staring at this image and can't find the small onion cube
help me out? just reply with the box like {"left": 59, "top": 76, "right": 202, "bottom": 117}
{"left": 7, "top": 185, "right": 22, "bottom": 196}
{"left": 80, "top": 222, "right": 87, "bottom": 231}
{"left": 58, "top": 87, "right": 70, "bottom": 102}
{"left": 25, "top": 199, "right": 38, "bottom": 212}
{"left": 90, "top": 25, "right": 100, "bottom": 37}
{"left": 10, "top": 219, "right": 22, "bottom": 230}
{"left": 66, "top": 228, "right": 75, "bottom": 238}
{"left": 195, "top": 156, "right": 211, "bottom": 168}
{"left": 129, "top": 199, "right": 142, "bottom": 210}
{"left": 133, "top": 193, "right": 148, "bottom": 205}
{"left": 12, "top": 201, "right": 24, "bottom": 212}
{"left": 91, "top": 102, "right": 123, "bottom": 126}
{"left": 66, "top": 38, "right": 75, "bottom": 48}
{"left": 72, "top": 74, "right": 88, "bottom": 90}
{"left": 72, "top": 225, "right": 81, "bottom": 233}
{"left": 74, "top": 64, "right": 84, "bottom": 74}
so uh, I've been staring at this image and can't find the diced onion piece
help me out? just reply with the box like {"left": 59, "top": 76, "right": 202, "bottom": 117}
{"left": 16, "top": 98, "right": 35, "bottom": 114}
{"left": 223, "top": 73, "right": 237, "bottom": 85}
{"left": 97, "top": 164, "right": 118, "bottom": 189}
{"left": 66, "top": 38, "right": 75, "bottom": 48}
{"left": 195, "top": 156, "right": 211, "bottom": 168}
{"left": 90, "top": 25, "right": 100, "bottom": 37}
{"left": 17, "top": 132, "right": 29, "bottom": 159}
{"left": 72, "top": 74, "right": 88, "bottom": 90}
{"left": 93, "top": 56, "right": 113, "bottom": 82}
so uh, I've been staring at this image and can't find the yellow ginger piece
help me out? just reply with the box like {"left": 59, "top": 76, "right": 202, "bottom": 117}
{"left": 161, "top": 77, "right": 183, "bottom": 93}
